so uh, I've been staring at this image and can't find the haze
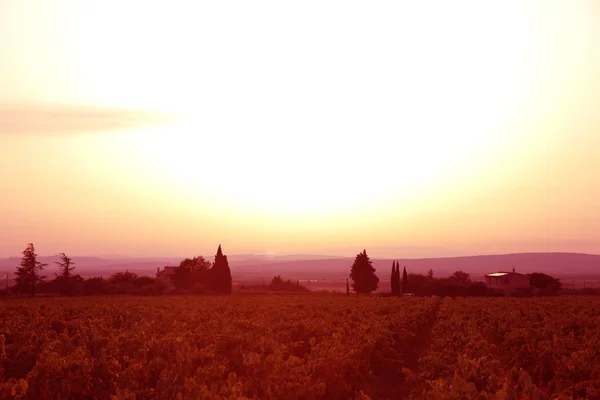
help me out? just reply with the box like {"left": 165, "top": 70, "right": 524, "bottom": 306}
{"left": 1, "top": 0, "right": 599, "bottom": 258}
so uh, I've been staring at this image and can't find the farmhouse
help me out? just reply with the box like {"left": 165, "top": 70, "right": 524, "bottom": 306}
{"left": 484, "top": 268, "right": 530, "bottom": 295}
{"left": 156, "top": 266, "right": 177, "bottom": 292}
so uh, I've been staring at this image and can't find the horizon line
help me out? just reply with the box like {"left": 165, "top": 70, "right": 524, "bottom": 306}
{"left": 1, "top": 250, "right": 600, "bottom": 260}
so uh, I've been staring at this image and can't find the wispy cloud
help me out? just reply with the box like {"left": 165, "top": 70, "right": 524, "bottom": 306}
{"left": 0, "top": 103, "right": 179, "bottom": 135}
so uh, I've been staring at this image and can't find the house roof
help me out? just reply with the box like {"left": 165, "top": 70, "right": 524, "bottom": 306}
{"left": 485, "top": 271, "right": 528, "bottom": 277}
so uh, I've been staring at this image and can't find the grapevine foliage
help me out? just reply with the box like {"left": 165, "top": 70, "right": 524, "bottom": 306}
{"left": 0, "top": 295, "right": 436, "bottom": 399}
{"left": 1, "top": 296, "right": 599, "bottom": 399}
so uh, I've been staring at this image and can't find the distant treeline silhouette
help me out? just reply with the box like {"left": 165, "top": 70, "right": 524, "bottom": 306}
{"left": 348, "top": 249, "right": 492, "bottom": 296}
{"left": 1, "top": 244, "right": 564, "bottom": 297}
{"left": 3, "top": 243, "right": 233, "bottom": 297}
{"left": 348, "top": 249, "right": 562, "bottom": 297}
{"left": 238, "top": 275, "right": 309, "bottom": 292}
{"left": 168, "top": 245, "right": 232, "bottom": 294}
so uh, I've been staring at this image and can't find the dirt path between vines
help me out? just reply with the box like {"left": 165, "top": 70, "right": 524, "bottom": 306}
{"left": 364, "top": 298, "right": 443, "bottom": 400}
{"left": 396, "top": 298, "right": 442, "bottom": 399}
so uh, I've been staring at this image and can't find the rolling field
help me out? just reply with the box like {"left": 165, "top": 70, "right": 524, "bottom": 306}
{"left": 1, "top": 295, "right": 599, "bottom": 399}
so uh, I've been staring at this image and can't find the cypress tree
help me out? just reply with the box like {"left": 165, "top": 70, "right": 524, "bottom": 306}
{"left": 391, "top": 261, "right": 399, "bottom": 295}
{"left": 390, "top": 261, "right": 395, "bottom": 294}
{"left": 211, "top": 244, "right": 232, "bottom": 294}
{"left": 402, "top": 266, "right": 408, "bottom": 294}
{"left": 349, "top": 249, "right": 379, "bottom": 294}
{"left": 396, "top": 262, "right": 402, "bottom": 295}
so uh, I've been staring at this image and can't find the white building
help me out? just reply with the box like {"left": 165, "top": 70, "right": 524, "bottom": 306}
{"left": 484, "top": 268, "right": 530, "bottom": 294}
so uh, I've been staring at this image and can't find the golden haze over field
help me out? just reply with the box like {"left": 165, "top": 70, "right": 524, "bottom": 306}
{"left": 0, "top": 0, "right": 598, "bottom": 258}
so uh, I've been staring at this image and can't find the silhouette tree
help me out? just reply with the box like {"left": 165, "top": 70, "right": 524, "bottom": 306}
{"left": 172, "top": 256, "right": 212, "bottom": 291}
{"left": 15, "top": 243, "right": 47, "bottom": 296}
{"left": 108, "top": 270, "right": 138, "bottom": 284}
{"left": 401, "top": 266, "right": 408, "bottom": 294}
{"left": 530, "top": 272, "right": 561, "bottom": 295}
{"left": 346, "top": 278, "right": 350, "bottom": 295}
{"left": 55, "top": 253, "right": 75, "bottom": 278}
{"left": 449, "top": 270, "right": 470, "bottom": 284}
{"left": 427, "top": 269, "right": 434, "bottom": 279}
{"left": 268, "top": 275, "right": 308, "bottom": 291}
{"left": 391, "top": 261, "right": 401, "bottom": 295}
{"left": 396, "top": 262, "right": 402, "bottom": 295}
{"left": 211, "top": 245, "right": 232, "bottom": 294}
{"left": 55, "top": 252, "right": 76, "bottom": 295}
{"left": 349, "top": 249, "right": 379, "bottom": 294}
{"left": 83, "top": 277, "right": 109, "bottom": 295}
{"left": 390, "top": 261, "right": 395, "bottom": 294}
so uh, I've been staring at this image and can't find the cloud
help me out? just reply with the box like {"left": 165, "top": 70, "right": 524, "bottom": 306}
{"left": 0, "top": 103, "right": 179, "bottom": 135}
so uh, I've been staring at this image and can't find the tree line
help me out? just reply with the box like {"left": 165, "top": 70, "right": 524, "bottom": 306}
{"left": 168, "top": 245, "right": 232, "bottom": 294}
{"left": 4, "top": 244, "right": 563, "bottom": 297}
{"left": 5, "top": 243, "right": 233, "bottom": 297}
{"left": 348, "top": 249, "right": 562, "bottom": 296}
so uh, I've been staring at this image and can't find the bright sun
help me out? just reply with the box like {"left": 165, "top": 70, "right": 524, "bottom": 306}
{"left": 72, "top": 0, "right": 556, "bottom": 218}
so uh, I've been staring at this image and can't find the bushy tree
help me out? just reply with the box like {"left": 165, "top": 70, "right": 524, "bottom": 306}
{"left": 43, "top": 274, "right": 84, "bottom": 296}
{"left": 406, "top": 273, "right": 431, "bottom": 295}
{"left": 15, "top": 243, "right": 47, "bottom": 296}
{"left": 83, "top": 277, "right": 110, "bottom": 295}
{"left": 172, "top": 256, "right": 212, "bottom": 291}
{"left": 211, "top": 245, "right": 232, "bottom": 294}
{"left": 106, "top": 271, "right": 165, "bottom": 295}
{"left": 107, "top": 270, "right": 139, "bottom": 293}
{"left": 529, "top": 272, "right": 561, "bottom": 295}
{"left": 108, "top": 270, "right": 138, "bottom": 284}
{"left": 268, "top": 275, "right": 308, "bottom": 291}
{"left": 349, "top": 249, "right": 379, "bottom": 294}
{"left": 404, "top": 272, "right": 495, "bottom": 297}
{"left": 449, "top": 270, "right": 471, "bottom": 284}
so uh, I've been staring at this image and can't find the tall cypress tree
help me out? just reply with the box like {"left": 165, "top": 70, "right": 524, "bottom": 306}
{"left": 390, "top": 261, "right": 395, "bottom": 294}
{"left": 349, "top": 249, "right": 379, "bottom": 294}
{"left": 394, "top": 261, "right": 402, "bottom": 295}
{"left": 396, "top": 262, "right": 400, "bottom": 294}
{"left": 391, "top": 261, "right": 399, "bottom": 295}
{"left": 402, "top": 266, "right": 408, "bottom": 294}
{"left": 15, "top": 243, "right": 47, "bottom": 296}
{"left": 211, "top": 244, "right": 232, "bottom": 294}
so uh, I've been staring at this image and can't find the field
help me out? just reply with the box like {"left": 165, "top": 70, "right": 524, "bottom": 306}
{"left": 1, "top": 295, "right": 599, "bottom": 399}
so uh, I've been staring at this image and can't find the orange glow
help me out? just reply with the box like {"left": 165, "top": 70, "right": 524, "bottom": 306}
{"left": 0, "top": 0, "right": 599, "bottom": 257}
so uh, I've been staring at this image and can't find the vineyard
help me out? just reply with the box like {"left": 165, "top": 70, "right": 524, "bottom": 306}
{"left": 1, "top": 295, "right": 599, "bottom": 399}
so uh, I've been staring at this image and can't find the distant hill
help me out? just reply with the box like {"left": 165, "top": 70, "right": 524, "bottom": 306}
{"left": 1, "top": 252, "right": 598, "bottom": 282}
{"left": 230, "top": 252, "right": 600, "bottom": 281}
{"left": 0, "top": 255, "right": 180, "bottom": 278}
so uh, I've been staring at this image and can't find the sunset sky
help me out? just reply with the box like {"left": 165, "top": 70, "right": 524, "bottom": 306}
{"left": 1, "top": 0, "right": 599, "bottom": 258}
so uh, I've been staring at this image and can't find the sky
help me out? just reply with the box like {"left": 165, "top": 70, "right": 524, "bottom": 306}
{"left": 0, "top": 0, "right": 599, "bottom": 258}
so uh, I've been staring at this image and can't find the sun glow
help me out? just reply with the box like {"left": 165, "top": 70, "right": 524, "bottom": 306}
{"left": 69, "top": 0, "right": 566, "bottom": 218}
{"left": 2, "top": 0, "right": 598, "bottom": 256}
